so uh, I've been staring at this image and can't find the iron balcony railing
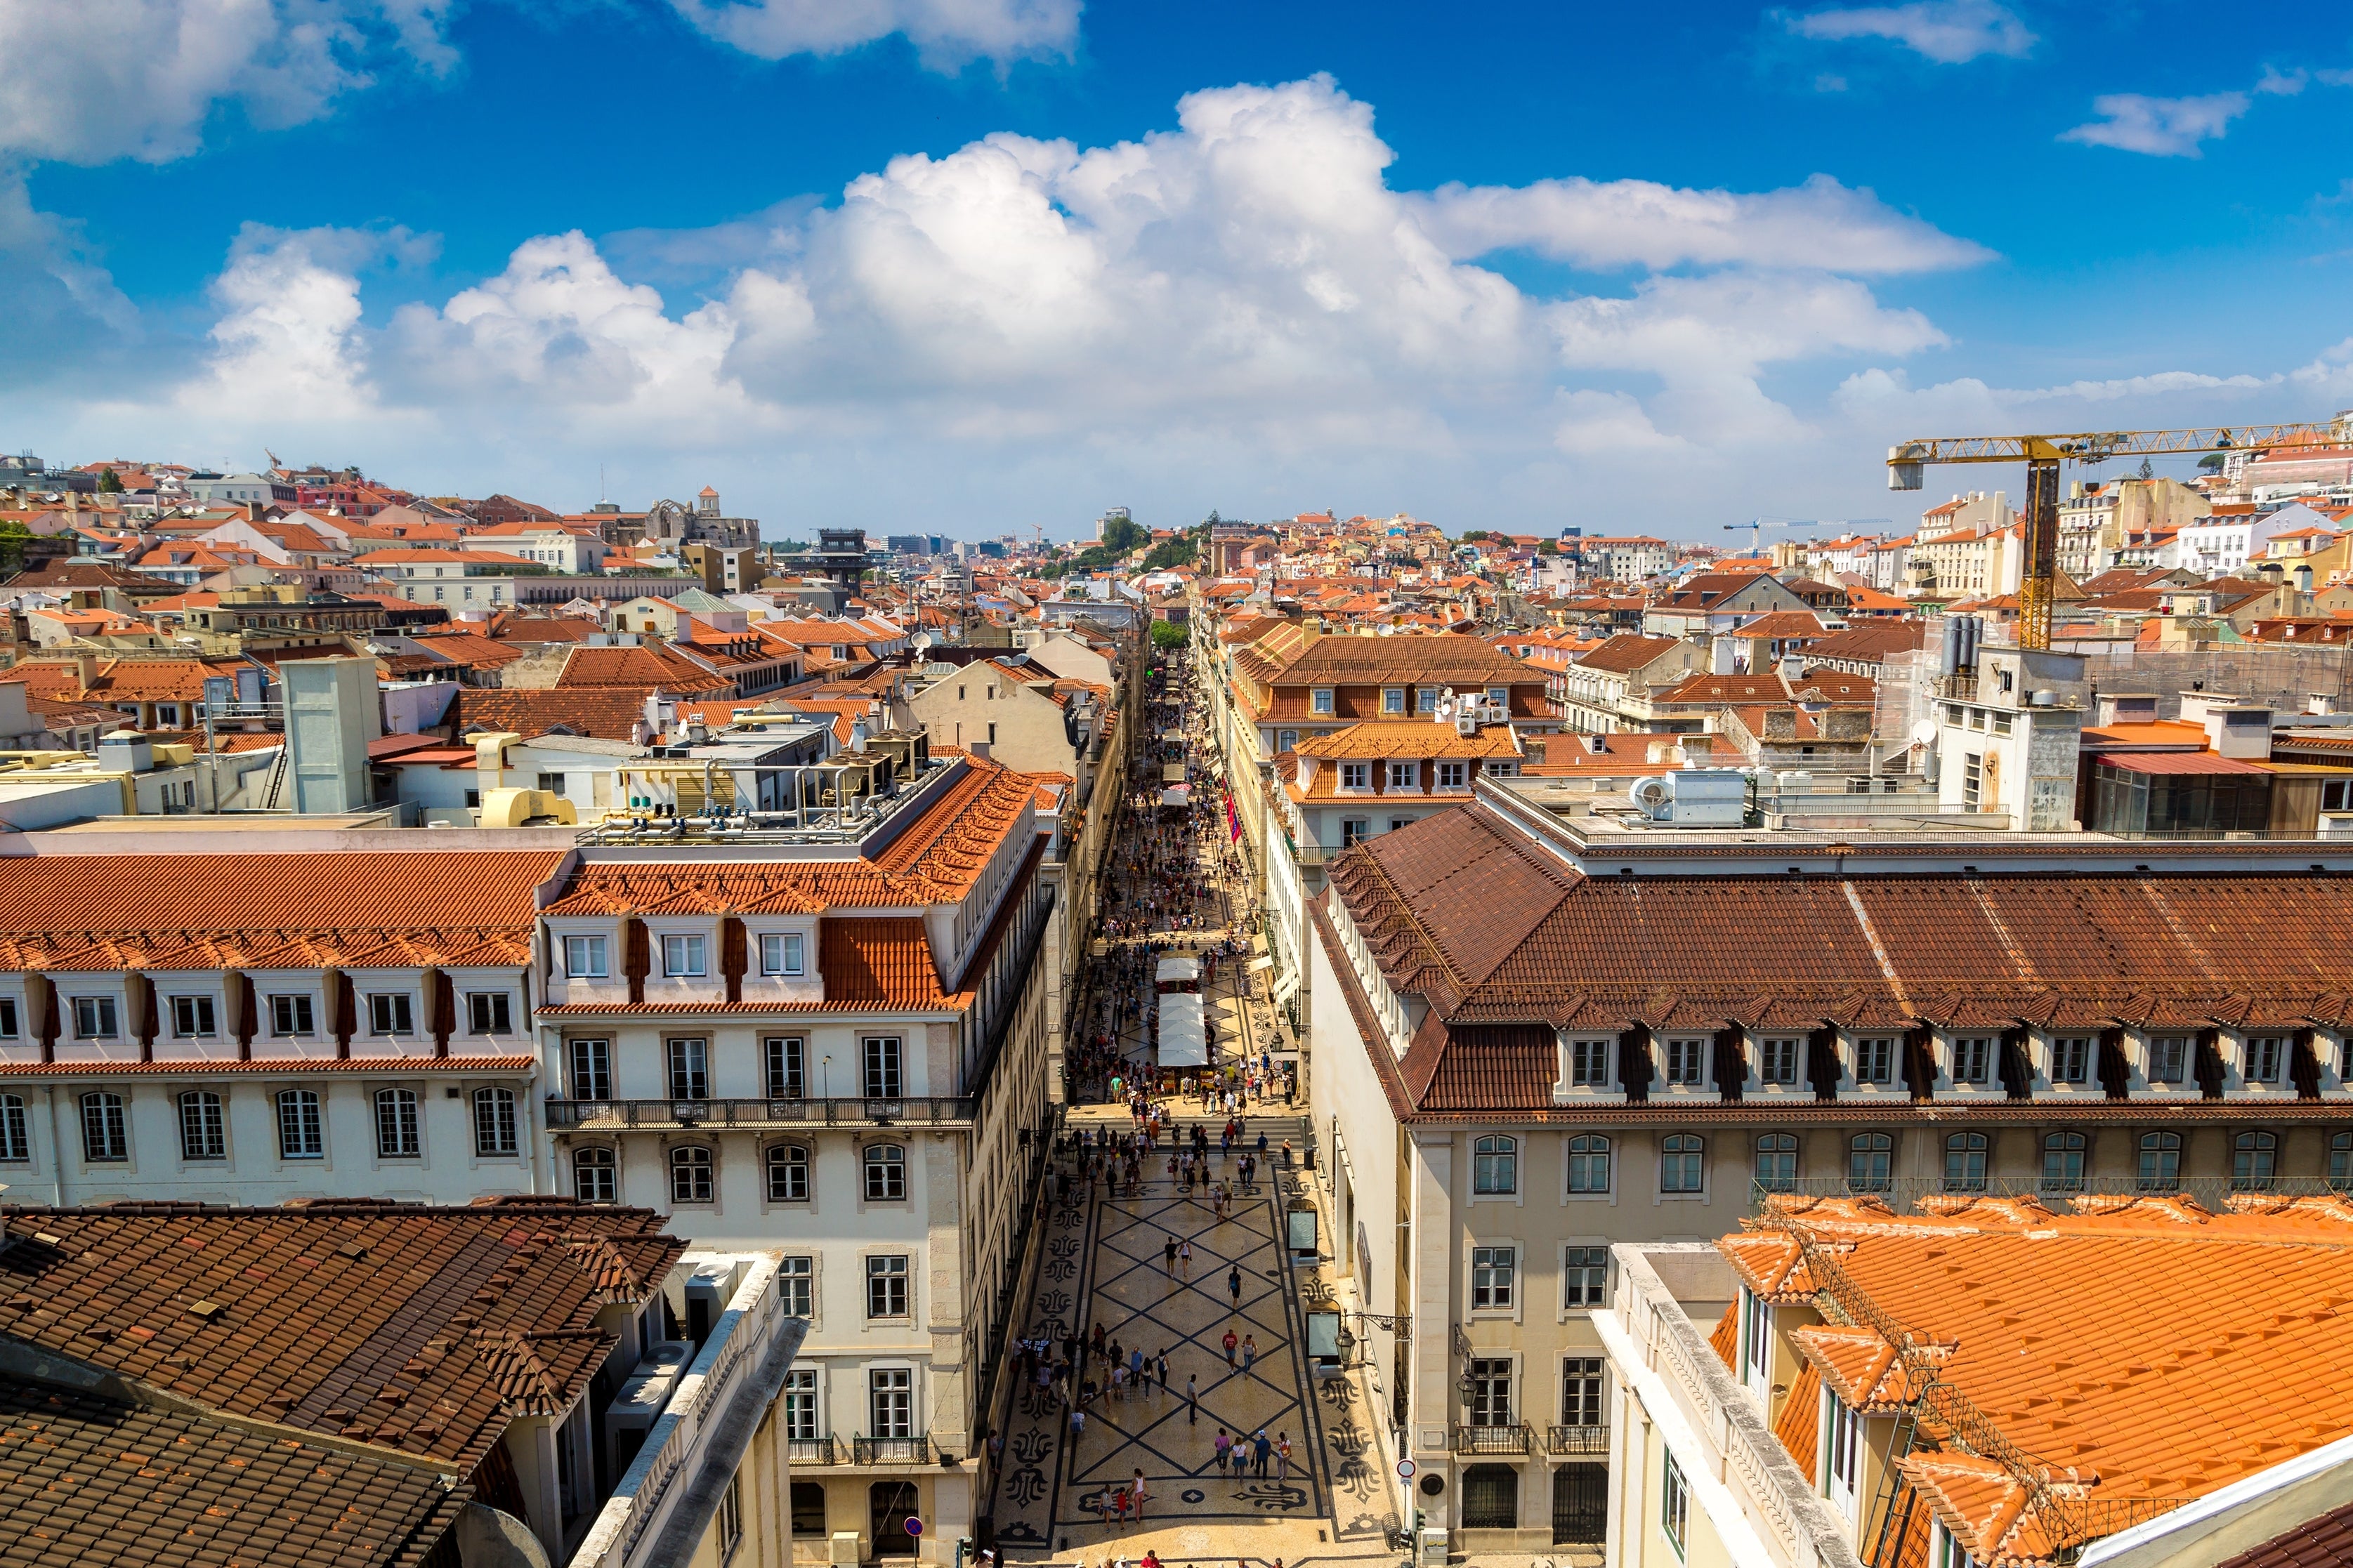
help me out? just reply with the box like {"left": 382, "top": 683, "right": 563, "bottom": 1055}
{"left": 545, "top": 1097, "right": 977, "bottom": 1130}
{"left": 1751, "top": 1173, "right": 2344, "bottom": 1216}
{"left": 787, "top": 1435, "right": 839, "bottom": 1465}
{"left": 852, "top": 1434, "right": 934, "bottom": 1465}
{"left": 1451, "top": 1422, "right": 1535, "bottom": 1456}
{"left": 1547, "top": 1424, "right": 1609, "bottom": 1455}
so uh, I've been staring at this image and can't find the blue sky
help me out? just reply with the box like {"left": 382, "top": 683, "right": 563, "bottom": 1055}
{"left": 4, "top": 0, "right": 2351, "bottom": 540}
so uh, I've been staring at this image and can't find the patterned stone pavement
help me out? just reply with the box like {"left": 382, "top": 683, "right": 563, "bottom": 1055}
{"left": 989, "top": 1178, "right": 1363, "bottom": 1554}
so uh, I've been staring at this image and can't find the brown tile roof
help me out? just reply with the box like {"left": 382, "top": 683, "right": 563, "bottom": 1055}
{"left": 0, "top": 850, "right": 565, "bottom": 973}
{"left": 0, "top": 1376, "right": 471, "bottom": 1567}
{"left": 1574, "top": 634, "right": 1682, "bottom": 674}
{"left": 2215, "top": 1496, "right": 2353, "bottom": 1568}
{"left": 555, "top": 645, "right": 728, "bottom": 693}
{"left": 447, "top": 686, "right": 650, "bottom": 741}
{"left": 0, "top": 1202, "right": 684, "bottom": 1473}
{"left": 820, "top": 916, "right": 946, "bottom": 1005}
{"left": 1264, "top": 631, "right": 1533, "bottom": 686}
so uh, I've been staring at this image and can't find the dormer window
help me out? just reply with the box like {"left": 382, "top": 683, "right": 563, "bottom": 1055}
{"left": 1383, "top": 687, "right": 1405, "bottom": 714}
{"left": 1312, "top": 688, "right": 1335, "bottom": 715}
{"left": 1754, "top": 1035, "right": 1803, "bottom": 1088}
{"left": 1946, "top": 1034, "right": 1996, "bottom": 1088}
{"left": 270, "top": 994, "right": 314, "bottom": 1037}
{"left": 1660, "top": 1037, "right": 1709, "bottom": 1088}
{"left": 565, "top": 935, "right": 609, "bottom": 978}
{"left": 1415, "top": 688, "right": 1437, "bottom": 713}
{"left": 1566, "top": 1036, "right": 1613, "bottom": 1089}
{"left": 1438, "top": 761, "right": 1467, "bottom": 789}
{"left": 2147, "top": 1034, "right": 2191, "bottom": 1086}
{"left": 369, "top": 994, "right": 414, "bottom": 1035}
{"left": 1340, "top": 763, "right": 1370, "bottom": 790}
{"left": 1851, "top": 1034, "right": 1899, "bottom": 1088}
{"left": 761, "top": 933, "right": 806, "bottom": 977}
{"left": 71, "top": 996, "right": 118, "bottom": 1040}
{"left": 2242, "top": 1033, "right": 2288, "bottom": 1087}
{"left": 1388, "top": 761, "right": 1416, "bottom": 789}
{"left": 2051, "top": 1034, "right": 2093, "bottom": 1086}
{"left": 662, "top": 934, "right": 708, "bottom": 978}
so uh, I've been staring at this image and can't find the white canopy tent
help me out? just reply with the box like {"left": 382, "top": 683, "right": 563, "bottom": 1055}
{"left": 1155, "top": 955, "right": 1201, "bottom": 988}
{"left": 1157, "top": 991, "right": 1208, "bottom": 1067}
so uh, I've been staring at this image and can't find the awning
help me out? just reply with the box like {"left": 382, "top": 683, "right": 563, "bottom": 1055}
{"left": 1247, "top": 955, "right": 1274, "bottom": 973}
{"left": 1158, "top": 993, "right": 1209, "bottom": 1067}
{"left": 2096, "top": 750, "right": 2269, "bottom": 775}
{"left": 1155, "top": 955, "right": 1201, "bottom": 985}
{"left": 1273, "top": 967, "right": 1302, "bottom": 1004}
{"left": 1162, "top": 762, "right": 1188, "bottom": 783}
{"left": 1160, "top": 786, "right": 1190, "bottom": 808}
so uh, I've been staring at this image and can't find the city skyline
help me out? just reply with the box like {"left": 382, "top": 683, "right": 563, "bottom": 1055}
{"left": 4, "top": 0, "right": 2352, "bottom": 539}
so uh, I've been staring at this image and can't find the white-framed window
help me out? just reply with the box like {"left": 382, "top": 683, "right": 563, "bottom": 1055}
{"left": 1470, "top": 1245, "right": 1516, "bottom": 1310}
{"left": 178, "top": 1091, "right": 226, "bottom": 1161}
{"left": 1660, "top": 1037, "right": 1708, "bottom": 1087}
{"left": 1388, "top": 760, "right": 1416, "bottom": 789}
{"left": 785, "top": 1367, "right": 820, "bottom": 1438}
{"left": 1382, "top": 687, "right": 1405, "bottom": 714}
{"left": 1935, "top": 1522, "right": 1981, "bottom": 1568}
{"left": 865, "top": 1142, "right": 907, "bottom": 1200}
{"left": 1757, "top": 1036, "right": 1802, "bottom": 1086}
{"left": 2332, "top": 1131, "right": 2353, "bottom": 1192}
{"left": 170, "top": 995, "right": 218, "bottom": 1038}
{"left": 270, "top": 994, "right": 314, "bottom": 1037}
{"left": 1472, "top": 1134, "right": 1518, "bottom": 1194}
{"left": 1663, "top": 1449, "right": 1690, "bottom": 1557}
{"left": 1415, "top": 687, "right": 1438, "bottom": 713}
{"left": 1660, "top": 1133, "right": 1705, "bottom": 1193}
{"left": 1341, "top": 817, "right": 1370, "bottom": 847}
{"left": 574, "top": 1145, "right": 617, "bottom": 1203}
{"left": 869, "top": 1365, "right": 914, "bottom": 1437}
{"left": 863, "top": 1036, "right": 902, "bottom": 1099}
{"left": 668, "top": 1037, "right": 710, "bottom": 1100}
{"left": 1742, "top": 1287, "right": 1771, "bottom": 1389}
{"left": 1950, "top": 1035, "right": 1995, "bottom": 1086}
{"left": 1849, "top": 1132, "right": 1893, "bottom": 1192}
{"left": 2041, "top": 1130, "right": 2085, "bottom": 1192}
{"left": 1562, "top": 1355, "right": 1604, "bottom": 1426}
{"left": 1311, "top": 687, "right": 1335, "bottom": 714}
{"left": 719, "top": 1473, "right": 743, "bottom": 1559}
{"left": 1340, "top": 762, "right": 1370, "bottom": 789}
{"left": 1755, "top": 1132, "right": 1798, "bottom": 1192}
{"left": 1823, "top": 1391, "right": 1861, "bottom": 1518}
{"left": 565, "top": 935, "right": 609, "bottom": 978}
{"left": 467, "top": 993, "right": 512, "bottom": 1035}
{"left": 671, "top": 1145, "right": 715, "bottom": 1203}
{"left": 662, "top": 933, "right": 708, "bottom": 977}
{"left": 276, "top": 1089, "right": 324, "bottom": 1160}
{"left": 778, "top": 1255, "right": 814, "bottom": 1317}
{"left": 1566, "top": 1133, "right": 1611, "bottom": 1194}
{"left": 769, "top": 1144, "right": 811, "bottom": 1202}
{"left": 80, "top": 1092, "right": 128, "bottom": 1161}
{"left": 2147, "top": 1035, "right": 2190, "bottom": 1086}
{"left": 1276, "top": 729, "right": 1299, "bottom": 753}
{"left": 761, "top": 933, "right": 805, "bottom": 977}
{"left": 2244, "top": 1034, "right": 2286, "bottom": 1085}
{"left": 1944, "top": 1131, "right": 1987, "bottom": 1192}
{"left": 1467, "top": 1357, "right": 1512, "bottom": 1425}
{"left": 0, "top": 1093, "right": 29, "bottom": 1161}
{"left": 2233, "top": 1130, "right": 2278, "bottom": 1190}
{"left": 375, "top": 1088, "right": 421, "bottom": 1157}
{"left": 1438, "top": 760, "right": 1467, "bottom": 789}
{"left": 766, "top": 1036, "right": 806, "bottom": 1100}
{"left": 1564, "top": 1245, "right": 1607, "bottom": 1307}
{"left": 71, "top": 995, "right": 119, "bottom": 1039}
{"left": 369, "top": 993, "right": 413, "bottom": 1035}
{"left": 1853, "top": 1035, "right": 1896, "bottom": 1086}
{"left": 474, "top": 1088, "right": 518, "bottom": 1156}
{"left": 866, "top": 1254, "right": 910, "bottom": 1318}
{"left": 1564, "top": 1036, "right": 1613, "bottom": 1089}
{"left": 569, "top": 1038, "right": 612, "bottom": 1100}
{"left": 2052, "top": 1034, "right": 2093, "bottom": 1085}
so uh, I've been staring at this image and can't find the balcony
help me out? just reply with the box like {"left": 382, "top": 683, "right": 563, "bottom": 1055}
{"left": 787, "top": 1435, "right": 839, "bottom": 1465}
{"left": 546, "top": 1096, "right": 977, "bottom": 1131}
{"left": 853, "top": 1434, "right": 935, "bottom": 1465}
{"left": 1450, "top": 1422, "right": 1535, "bottom": 1456}
{"left": 1751, "top": 1173, "right": 2345, "bottom": 1216}
{"left": 1547, "top": 1423, "right": 1609, "bottom": 1455}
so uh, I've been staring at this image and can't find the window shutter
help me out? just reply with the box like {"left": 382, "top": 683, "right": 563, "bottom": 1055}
{"left": 30, "top": 974, "right": 56, "bottom": 1062}
{"left": 2193, "top": 1027, "right": 2224, "bottom": 1098}
{"left": 1806, "top": 1026, "right": 1837, "bottom": 1100}
{"left": 133, "top": 973, "right": 159, "bottom": 1061}
{"left": 2096, "top": 1026, "right": 2129, "bottom": 1098}
{"left": 722, "top": 917, "right": 747, "bottom": 1006}
{"left": 430, "top": 968, "right": 455, "bottom": 1055}
{"left": 235, "top": 973, "right": 257, "bottom": 1060}
{"left": 1620, "top": 1025, "right": 1652, "bottom": 1105}
{"left": 1712, "top": 1026, "right": 1743, "bottom": 1103}
{"left": 624, "top": 918, "right": 650, "bottom": 1006}
{"left": 1902, "top": 1022, "right": 1934, "bottom": 1099}
{"left": 332, "top": 971, "right": 356, "bottom": 1057}
{"left": 2291, "top": 1026, "right": 2321, "bottom": 1098}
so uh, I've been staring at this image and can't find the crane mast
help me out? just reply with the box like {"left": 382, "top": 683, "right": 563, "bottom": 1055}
{"left": 1885, "top": 414, "right": 2353, "bottom": 651}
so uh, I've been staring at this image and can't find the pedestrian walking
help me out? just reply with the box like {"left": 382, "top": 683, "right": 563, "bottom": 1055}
{"left": 1277, "top": 1432, "right": 1292, "bottom": 1480}
{"left": 1132, "top": 1468, "right": 1149, "bottom": 1523}
{"left": 1156, "top": 1350, "right": 1170, "bottom": 1394}
{"left": 1242, "top": 1333, "right": 1257, "bottom": 1371}
{"left": 1178, "top": 1238, "right": 1193, "bottom": 1277}
{"left": 1186, "top": 1373, "right": 1199, "bottom": 1423}
{"left": 1222, "top": 1326, "right": 1238, "bottom": 1366}
{"left": 1254, "top": 1429, "right": 1272, "bottom": 1477}
{"left": 1070, "top": 1406, "right": 1086, "bottom": 1444}
{"left": 1164, "top": 1234, "right": 1178, "bottom": 1274}
{"left": 1228, "top": 1264, "right": 1243, "bottom": 1308}
{"left": 1214, "top": 1427, "right": 1231, "bottom": 1472}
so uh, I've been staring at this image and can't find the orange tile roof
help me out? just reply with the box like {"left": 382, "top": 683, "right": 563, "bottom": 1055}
{"left": 819, "top": 916, "right": 946, "bottom": 1006}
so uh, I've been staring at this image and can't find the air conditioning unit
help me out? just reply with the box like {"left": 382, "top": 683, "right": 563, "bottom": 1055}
{"left": 1456, "top": 716, "right": 1478, "bottom": 735}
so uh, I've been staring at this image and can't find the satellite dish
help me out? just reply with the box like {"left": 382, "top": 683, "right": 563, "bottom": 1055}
{"left": 911, "top": 631, "right": 934, "bottom": 654}
{"left": 1908, "top": 718, "right": 1938, "bottom": 749}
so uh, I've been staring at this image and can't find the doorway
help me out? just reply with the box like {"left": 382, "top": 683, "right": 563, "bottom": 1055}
{"left": 1552, "top": 1463, "right": 1605, "bottom": 1545}
{"left": 871, "top": 1480, "right": 920, "bottom": 1555}
{"left": 1461, "top": 1464, "right": 1519, "bottom": 1529}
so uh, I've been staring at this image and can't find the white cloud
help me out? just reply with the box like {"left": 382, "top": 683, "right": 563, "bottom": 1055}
{"left": 1832, "top": 364, "right": 2283, "bottom": 432}
{"left": 1410, "top": 171, "right": 1988, "bottom": 274}
{"left": 0, "top": 0, "right": 455, "bottom": 166}
{"left": 666, "top": 0, "right": 1080, "bottom": 68}
{"left": 2061, "top": 91, "right": 2251, "bottom": 157}
{"left": 1781, "top": 1, "right": 2033, "bottom": 64}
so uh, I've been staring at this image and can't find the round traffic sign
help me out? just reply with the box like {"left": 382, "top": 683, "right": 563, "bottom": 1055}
{"left": 905, "top": 1520, "right": 925, "bottom": 1538}
{"left": 1396, "top": 1458, "right": 1417, "bottom": 1480}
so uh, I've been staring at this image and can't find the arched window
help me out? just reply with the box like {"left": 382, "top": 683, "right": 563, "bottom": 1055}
{"left": 178, "top": 1091, "right": 226, "bottom": 1161}
{"left": 575, "top": 1145, "right": 617, "bottom": 1204}
{"left": 671, "top": 1145, "right": 715, "bottom": 1204}
{"left": 473, "top": 1088, "right": 518, "bottom": 1157}
{"left": 2231, "top": 1131, "right": 2278, "bottom": 1192}
{"left": 769, "top": 1143, "right": 812, "bottom": 1203}
{"left": 275, "top": 1090, "right": 322, "bottom": 1161}
{"left": 1472, "top": 1135, "right": 1519, "bottom": 1194}
{"left": 1847, "top": 1132, "right": 1893, "bottom": 1193}
{"left": 1753, "top": 1133, "right": 1798, "bottom": 1192}
{"left": 2137, "top": 1131, "right": 2181, "bottom": 1191}
{"left": 2040, "top": 1131, "right": 2085, "bottom": 1193}
{"left": 864, "top": 1143, "right": 906, "bottom": 1201}
{"left": 375, "top": 1088, "right": 420, "bottom": 1158}
{"left": 1660, "top": 1134, "right": 1705, "bottom": 1194}
{"left": 79, "top": 1092, "right": 129, "bottom": 1163}
{"left": 1566, "top": 1134, "right": 1612, "bottom": 1194}
{"left": 1944, "top": 1131, "right": 1988, "bottom": 1192}
{"left": 2333, "top": 1131, "right": 2353, "bottom": 1193}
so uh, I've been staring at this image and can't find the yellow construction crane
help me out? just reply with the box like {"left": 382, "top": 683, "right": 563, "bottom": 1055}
{"left": 1885, "top": 414, "right": 2353, "bottom": 650}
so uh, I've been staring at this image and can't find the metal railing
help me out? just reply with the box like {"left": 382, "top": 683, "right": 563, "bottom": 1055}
{"left": 545, "top": 1096, "right": 977, "bottom": 1129}
{"left": 1751, "top": 1174, "right": 2346, "bottom": 1216}
{"left": 852, "top": 1434, "right": 934, "bottom": 1465}
{"left": 1451, "top": 1422, "right": 1535, "bottom": 1456}
{"left": 1547, "top": 1424, "right": 1609, "bottom": 1455}
{"left": 787, "top": 1435, "right": 839, "bottom": 1465}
